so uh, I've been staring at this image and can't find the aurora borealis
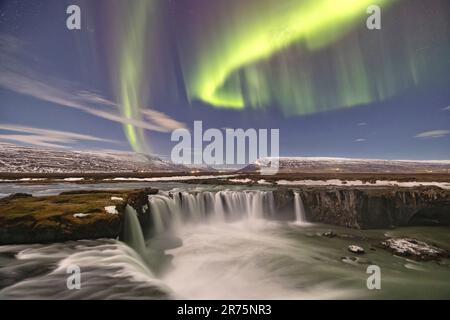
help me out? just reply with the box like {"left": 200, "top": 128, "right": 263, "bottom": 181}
{"left": 183, "top": 0, "right": 391, "bottom": 110}
{"left": 115, "top": 0, "right": 155, "bottom": 153}
{"left": 0, "top": 0, "right": 449, "bottom": 159}
{"left": 174, "top": 0, "right": 448, "bottom": 115}
{"left": 104, "top": 0, "right": 450, "bottom": 152}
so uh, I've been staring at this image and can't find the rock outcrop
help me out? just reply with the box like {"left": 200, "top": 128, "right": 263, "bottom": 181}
{"left": 281, "top": 186, "right": 450, "bottom": 229}
{"left": 0, "top": 191, "right": 127, "bottom": 244}
{"left": 119, "top": 188, "right": 158, "bottom": 239}
{"left": 381, "top": 238, "right": 448, "bottom": 261}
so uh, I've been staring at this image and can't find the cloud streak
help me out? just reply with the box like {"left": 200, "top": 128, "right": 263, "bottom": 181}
{"left": 0, "top": 34, "right": 185, "bottom": 134}
{"left": 141, "top": 109, "right": 186, "bottom": 131}
{"left": 415, "top": 130, "right": 450, "bottom": 139}
{"left": 0, "top": 124, "right": 117, "bottom": 149}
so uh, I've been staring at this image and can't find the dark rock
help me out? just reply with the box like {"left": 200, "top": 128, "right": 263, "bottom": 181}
{"left": 322, "top": 231, "right": 336, "bottom": 238}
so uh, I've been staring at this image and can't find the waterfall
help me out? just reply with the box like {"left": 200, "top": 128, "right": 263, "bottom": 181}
{"left": 126, "top": 189, "right": 312, "bottom": 240}
{"left": 294, "top": 192, "right": 306, "bottom": 224}
{"left": 123, "top": 205, "right": 146, "bottom": 255}
{"left": 142, "top": 190, "right": 275, "bottom": 235}
{"left": 123, "top": 204, "right": 178, "bottom": 275}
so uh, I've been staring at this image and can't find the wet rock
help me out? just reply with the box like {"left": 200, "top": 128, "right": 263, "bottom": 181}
{"left": 381, "top": 238, "right": 448, "bottom": 261}
{"left": 348, "top": 245, "right": 365, "bottom": 254}
{"left": 322, "top": 231, "right": 336, "bottom": 238}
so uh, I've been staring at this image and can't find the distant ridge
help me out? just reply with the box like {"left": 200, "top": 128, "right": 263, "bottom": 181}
{"left": 241, "top": 157, "right": 450, "bottom": 173}
{"left": 0, "top": 143, "right": 188, "bottom": 173}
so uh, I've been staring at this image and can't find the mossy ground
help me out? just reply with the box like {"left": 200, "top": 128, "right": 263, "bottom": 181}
{"left": 0, "top": 192, "right": 129, "bottom": 226}
{"left": 0, "top": 190, "right": 145, "bottom": 245}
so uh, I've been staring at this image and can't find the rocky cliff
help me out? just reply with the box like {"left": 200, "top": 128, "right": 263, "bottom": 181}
{"left": 276, "top": 186, "right": 450, "bottom": 229}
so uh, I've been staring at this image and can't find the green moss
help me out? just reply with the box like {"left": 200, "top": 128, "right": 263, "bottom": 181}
{"left": 0, "top": 191, "right": 130, "bottom": 225}
{"left": 0, "top": 189, "right": 154, "bottom": 244}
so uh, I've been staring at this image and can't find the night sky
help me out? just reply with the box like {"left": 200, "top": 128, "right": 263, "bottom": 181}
{"left": 0, "top": 0, "right": 449, "bottom": 161}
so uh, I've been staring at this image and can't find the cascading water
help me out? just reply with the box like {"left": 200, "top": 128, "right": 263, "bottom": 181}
{"left": 294, "top": 192, "right": 307, "bottom": 224}
{"left": 123, "top": 205, "right": 146, "bottom": 255}
{"left": 144, "top": 190, "right": 277, "bottom": 236}
{"left": 119, "top": 189, "right": 324, "bottom": 299}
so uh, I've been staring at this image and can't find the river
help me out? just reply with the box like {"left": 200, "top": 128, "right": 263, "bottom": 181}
{"left": 0, "top": 182, "right": 449, "bottom": 299}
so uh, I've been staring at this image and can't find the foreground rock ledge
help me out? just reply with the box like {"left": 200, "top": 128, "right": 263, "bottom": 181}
{"left": 0, "top": 189, "right": 155, "bottom": 245}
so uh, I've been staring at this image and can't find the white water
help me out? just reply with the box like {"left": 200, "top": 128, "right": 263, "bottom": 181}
{"left": 163, "top": 221, "right": 353, "bottom": 299}
{"left": 145, "top": 190, "right": 277, "bottom": 235}
{"left": 294, "top": 192, "right": 306, "bottom": 225}
{"left": 121, "top": 189, "right": 356, "bottom": 299}
{"left": 0, "top": 239, "right": 172, "bottom": 299}
{"left": 123, "top": 205, "right": 146, "bottom": 255}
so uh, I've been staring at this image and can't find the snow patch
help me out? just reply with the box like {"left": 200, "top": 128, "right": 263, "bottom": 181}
{"left": 229, "top": 178, "right": 253, "bottom": 183}
{"left": 108, "top": 175, "right": 236, "bottom": 182}
{"left": 73, "top": 213, "right": 90, "bottom": 218}
{"left": 104, "top": 206, "right": 118, "bottom": 215}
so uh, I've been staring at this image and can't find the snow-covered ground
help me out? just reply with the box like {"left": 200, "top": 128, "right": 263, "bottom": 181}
{"left": 106, "top": 175, "right": 236, "bottom": 182}
{"left": 0, "top": 143, "right": 187, "bottom": 173}
{"left": 247, "top": 157, "right": 450, "bottom": 173}
{"left": 275, "top": 179, "right": 450, "bottom": 189}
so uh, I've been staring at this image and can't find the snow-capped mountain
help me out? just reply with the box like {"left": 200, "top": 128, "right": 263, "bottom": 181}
{"left": 0, "top": 143, "right": 187, "bottom": 173}
{"left": 242, "top": 157, "right": 450, "bottom": 173}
